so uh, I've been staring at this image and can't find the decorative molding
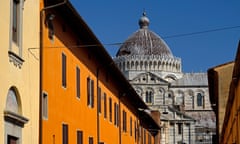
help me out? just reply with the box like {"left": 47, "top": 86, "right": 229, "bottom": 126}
{"left": 8, "top": 51, "right": 24, "bottom": 68}
{"left": 4, "top": 110, "right": 28, "bottom": 127}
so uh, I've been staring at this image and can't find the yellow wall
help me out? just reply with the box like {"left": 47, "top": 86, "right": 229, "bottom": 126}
{"left": 0, "top": 0, "right": 39, "bottom": 143}
{"left": 216, "top": 63, "right": 234, "bottom": 137}
{"left": 221, "top": 68, "right": 240, "bottom": 144}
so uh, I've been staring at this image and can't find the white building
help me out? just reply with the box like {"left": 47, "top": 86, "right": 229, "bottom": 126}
{"left": 113, "top": 12, "right": 216, "bottom": 144}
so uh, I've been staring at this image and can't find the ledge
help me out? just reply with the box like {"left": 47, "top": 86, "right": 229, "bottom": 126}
{"left": 4, "top": 110, "right": 29, "bottom": 127}
{"left": 8, "top": 51, "right": 24, "bottom": 68}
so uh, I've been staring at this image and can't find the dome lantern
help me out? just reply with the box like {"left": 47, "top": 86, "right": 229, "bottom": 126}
{"left": 138, "top": 12, "right": 149, "bottom": 29}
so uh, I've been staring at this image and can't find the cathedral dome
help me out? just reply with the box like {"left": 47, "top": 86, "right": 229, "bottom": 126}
{"left": 116, "top": 12, "right": 173, "bottom": 57}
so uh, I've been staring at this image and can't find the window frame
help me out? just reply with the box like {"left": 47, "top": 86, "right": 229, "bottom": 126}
{"left": 103, "top": 93, "right": 107, "bottom": 119}
{"left": 12, "top": 0, "right": 20, "bottom": 44}
{"left": 62, "top": 53, "right": 67, "bottom": 88}
{"left": 77, "top": 130, "right": 83, "bottom": 144}
{"left": 197, "top": 93, "right": 203, "bottom": 107}
{"left": 88, "top": 137, "right": 93, "bottom": 144}
{"left": 122, "top": 110, "right": 127, "bottom": 132}
{"left": 98, "top": 87, "right": 101, "bottom": 113}
{"left": 109, "top": 97, "right": 112, "bottom": 122}
{"left": 42, "top": 92, "right": 48, "bottom": 119}
{"left": 62, "top": 124, "right": 68, "bottom": 144}
{"left": 76, "top": 66, "right": 80, "bottom": 99}
{"left": 87, "top": 77, "right": 94, "bottom": 108}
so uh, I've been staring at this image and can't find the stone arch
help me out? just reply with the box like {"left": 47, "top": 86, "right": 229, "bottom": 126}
{"left": 153, "top": 61, "right": 157, "bottom": 70}
{"left": 144, "top": 61, "right": 148, "bottom": 70}
{"left": 5, "top": 86, "right": 22, "bottom": 114}
{"left": 145, "top": 87, "right": 154, "bottom": 104}
{"left": 162, "top": 61, "right": 166, "bottom": 70}
{"left": 131, "top": 61, "right": 134, "bottom": 70}
{"left": 172, "top": 62, "right": 176, "bottom": 72}
{"left": 4, "top": 86, "right": 28, "bottom": 144}
{"left": 135, "top": 61, "right": 139, "bottom": 70}
{"left": 164, "top": 74, "right": 177, "bottom": 82}
{"left": 140, "top": 61, "right": 143, "bottom": 70}
{"left": 195, "top": 89, "right": 205, "bottom": 108}
{"left": 157, "top": 61, "right": 161, "bottom": 70}
{"left": 127, "top": 61, "right": 130, "bottom": 70}
{"left": 149, "top": 61, "right": 152, "bottom": 70}
{"left": 159, "top": 87, "right": 166, "bottom": 104}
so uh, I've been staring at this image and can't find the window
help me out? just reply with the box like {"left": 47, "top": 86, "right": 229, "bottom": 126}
{"left": 89, "top": 137, "right": 93, "bottom": 144}
{"left": 109, "top": 98, "right": 112, "bottom": 122}
{"left": 114, "top": 102, "right": 119, "bottom": 126}
{"left": 98, "top": 87, "right": 101, "bottom": 113}
{"left": 9, "top": 0, "right": 24, "bottom": 67}
{"left": 62, "top": 124, "right": 68, "bottom": 144}
{"left": 5, "top": 87, "right": 28, "bottom": 144}
{"left": 197, "top": 93, "right": 203, "bottom": 107}
{"left": 103, "top": 93, "right": 107, "bottom": 118}
{"left": 12, "top": 0, "right": 20, "bottom": 44}
{"left": 122, "top": 110, "right": 127, "bottom": 132}
{"left": 42, "top": 92, "right": 48, "bottom": 119}
{"left": 7, "top": 135, "right": 18, "bottom": 144}
{"left": 62, "top": 53, "right": 67, "bottom": 88}
{"left": 76, "top": 67, "right": 80, "bottom": 98}
{"left": 87, "top": 77, "right": 94, "bottom": 108}
{"left": 145, "top": 91, "right": 153, "bottom": 104}
{"left": 177, "top": 123, "right": 182, "bottom": 135}
{"left": 77, "top": 130, "right": 83, "bottom": 144}
{"left": 114, "top": 102, "right": 117, "bottom": 125}
{"left": 130, "top": 117, "right": 132, "bottom": 136}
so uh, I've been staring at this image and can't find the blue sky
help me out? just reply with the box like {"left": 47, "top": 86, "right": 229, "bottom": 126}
{"left": 70, "top": 0, "right": 240, "bottom": 72}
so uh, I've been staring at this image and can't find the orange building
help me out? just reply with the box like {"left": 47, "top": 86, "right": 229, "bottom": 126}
{"left": 208, "top": 41, "right": 240, "bottom": 144}
{"left": 40, "top": 0, "right": 160, "bottom": 144}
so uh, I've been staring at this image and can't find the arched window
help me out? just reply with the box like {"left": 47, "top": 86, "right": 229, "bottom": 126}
{"left": 159, "top": 88, "right": 165, "bottom": 104}
{"left": 4, "top": 87, "right": 28, "bottom": 144}
{"left": 197, "top": 93, "right": 203, "bottom": 107}
{"left": 145, "top": 91, "right": 153, "bottom": 104}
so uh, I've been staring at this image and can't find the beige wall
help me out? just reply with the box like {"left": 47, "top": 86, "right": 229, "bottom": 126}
{"left": 208, "top": 62, "right": 234, "bottom": 143}
{"left": 0, "top": 0, "right": 39, "bottom": 143}
{"left": 215, "top": 63, "right": 234, "bottom": 136}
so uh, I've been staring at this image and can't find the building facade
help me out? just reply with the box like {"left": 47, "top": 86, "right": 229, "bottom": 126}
{"left": 0, "top": 0, "right": 40, "bottom": 143}
{"left": 40, "top": 1, "right": 160, "bottom": 144}
{"left": 208, "top": 41, "right": 240, "bottom": 144}
{"left": 114, "top": 12, "right": 216, "bottom": 144}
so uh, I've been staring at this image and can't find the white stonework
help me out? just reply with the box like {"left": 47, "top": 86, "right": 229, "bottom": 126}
{"left": 113, "top": 12, "right": 216, "bottom": 144}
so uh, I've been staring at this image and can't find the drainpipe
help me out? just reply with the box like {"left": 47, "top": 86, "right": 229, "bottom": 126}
{"left": 39, "top": 1, "right": 67, "bottom": 144}
{"left": 118, "top": 94, "right": 122, "bottom": 144}
{"left": 96, "top": 67, "right": 100, "bottom": 144}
